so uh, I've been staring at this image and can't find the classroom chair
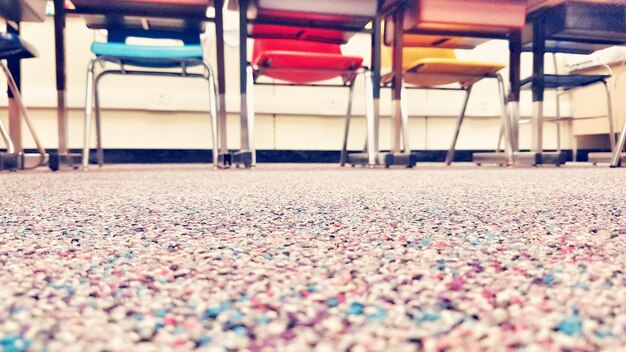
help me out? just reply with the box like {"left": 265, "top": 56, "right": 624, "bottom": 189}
{"left": 82, "top": 28, "right": 219, "bottom": 169}
{"left": 521, "top": 52, "right": 616, "bottom": 163}
{"left": 0, "top": 32, "right": 47, "bottom": 170}
{"left": 341, "top": 43, "right": 510, "bottom": 166}
{"left": 246, "top": 31, "right": 378, "bottom": 167}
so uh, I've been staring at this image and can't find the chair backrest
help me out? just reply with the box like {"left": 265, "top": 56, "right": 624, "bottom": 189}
{"left": 252, "top": 37, "right": 343, "bottom": 65}
{"left": 250, "top": 25, "right": 352, "bottom": 45}
{"left": 381, "top": 44, "right": 457, "bottom": 72}
{"left": 107, "top": 28, "right": 201, "bottom": 45}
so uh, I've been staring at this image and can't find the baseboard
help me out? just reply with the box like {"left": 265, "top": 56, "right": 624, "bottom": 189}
{"left": 10, "top": 149, "right": 612, "bottom": 164}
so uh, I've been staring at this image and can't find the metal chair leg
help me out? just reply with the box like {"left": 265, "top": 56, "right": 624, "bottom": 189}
{"left": 445, "top": 85, "right": 472, "bottom": 165}
{"left": 246, "top": 65, "right": 256, "bottom": 167}
{"left": 94, "top": 74, "right": 104, "bottom": 167}
{"left": 0, "top": 113, "right": 15, "bottom": 154}
{"left": 204, "top": 61, "right": 220, "bottom": 169}
{"left": 1, "top": 61, "right": 47, "bottom": 167}
{"left": 611, "top": 119, "right": 626, "bottom": 167}
{"left": 496, "top": 74, "right": 514, "bottom": 165}
{"left": 363, "top": 70, "right": 377, "bottom": 166}
{"left": 340, "top": 77, "right": 356, "bottom": 166}
{"left": 496, "top": 121, "right": 504, "bottom": 153}
{"left": 602, "top": 80, "right": 616, "bottom": 153}
{"left": 82, "top": 60, "right": 97, "bottom": 170}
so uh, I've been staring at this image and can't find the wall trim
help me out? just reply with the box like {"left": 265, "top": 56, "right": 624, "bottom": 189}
{"left": 12, "top": 149, "right": 613, "bottom": 164}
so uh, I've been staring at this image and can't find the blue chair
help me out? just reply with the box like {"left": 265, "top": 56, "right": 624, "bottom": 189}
{"left": 517, "top": 45, "right": 616, "bottom": 164}
{"left": 0, "top": 32, "right": 47, "bottom": 170}
{"left": 520, "top": 67, "right": 616, "bottom": 158}
{"left": 82, "top": 28, "right": 219, "bottom": 169}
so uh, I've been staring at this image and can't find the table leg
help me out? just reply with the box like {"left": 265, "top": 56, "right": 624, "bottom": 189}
{"left": 50, "top": 0, "right": 81, "bottom": 170}
{"left": 531, "top": 16, "right": 545, "bottom": 157}
{"left": 346, "top": 0, "right": 397, "bottom": 167}
{"left": 527, "top": 16, "right": 564, "bottom": 166}
{"left": 371, "top": 0, "right": 382, "bottom": 159}
{"left": 508, "top": 30, "right": 522, "bottom": 160}
{"left": 54, "top": 0, "right": 68, "bottom": 156}
{"left": 381, "top": 6, "right": 416, "bottom": 168}
{"left": 230, "top": 0, "right": 254, "bottom": 168}
{"left": 7, "top": 23, "right": 21, "bottom": 153}
{"left": 213, "top": 0, "right": 231, "bottom": 168}
{"left": 391, "top": 8, "right": 403, "bottom": 156}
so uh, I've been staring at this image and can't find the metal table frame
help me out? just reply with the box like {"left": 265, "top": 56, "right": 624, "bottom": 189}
{"left": 51, "top": 0, "right": 230, "bottom": 170}
{"left": 384, "top": 2, "right": 523, "bottom": 167}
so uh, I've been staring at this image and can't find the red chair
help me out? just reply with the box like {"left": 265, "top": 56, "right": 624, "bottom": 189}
{"left": 245, "top": 31, "right": 378, "bottom": 166}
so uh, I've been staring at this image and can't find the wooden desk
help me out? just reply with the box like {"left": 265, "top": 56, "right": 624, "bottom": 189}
{"left": 525, "top": 0, "right": 626, "bottom": 164}
{"left": 51, "top": 0, "right": 230, "bottom": 169}
{"left": 387, "top": 0, "right": 528, "bottom": 165}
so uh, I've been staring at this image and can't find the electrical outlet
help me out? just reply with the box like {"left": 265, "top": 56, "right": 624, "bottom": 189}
{"left": 146, "top": 91, "right": 177, "bottom": 111}
{"left": 323, "top": 99, "right": 344, "bottom": 116}
{"left": 472, "top": 98, "right": 498, "bottom": 116}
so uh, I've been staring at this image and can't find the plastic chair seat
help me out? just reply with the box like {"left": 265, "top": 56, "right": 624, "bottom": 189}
{"left": 91, "top": 42, "right": 204, "bottom": 68}
{"left": 384, "top": 58, "right": 504, "bottom": 87}
{"left": 250, "top": 25, "right": 353, "bottom": 44}
{"left": 520, "top": 74, "right": 609, "bottom": 90}
{"left": 253, "top": 51, "right": 364, "bottom": 83}
{"left": 0, "top": 33, "right": 37, "bottom": 60}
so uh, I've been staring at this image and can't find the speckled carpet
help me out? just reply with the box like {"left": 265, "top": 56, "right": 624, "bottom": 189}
{"left": 0, "top": 164, "right": 625, "bottom": 352}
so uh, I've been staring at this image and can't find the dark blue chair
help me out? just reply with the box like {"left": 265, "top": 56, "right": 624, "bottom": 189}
{"left": 518, "top": 47, "right": 616, "bottom": 161}
{"left": 82, "top": 28, "right": 219, "bottom": 169}
{"left": 0, "top": 32, "right": 47, "bottom": 170}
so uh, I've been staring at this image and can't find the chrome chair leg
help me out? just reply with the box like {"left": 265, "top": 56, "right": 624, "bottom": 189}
{"left": 204, "top": 61, "right": 219, "bottom": 169}
{"left": 82, "top": 60, "right": 97, "bottom": 170}
{"left": 1, "top": 61, "right": 47, "bottom": 167}
{"left": 496, "top": 121, "right": 504, "bottom": 153}
{"left": 612, "top": 119, "right": 626, "bottom": 167}
{"left": 507, "top": 101, "right": 520, "bottom": 153}
{"left": 340, "top": 77, "right": 356, "bottom": 166}
{"left": 0, "top": 113, "right": 15, "bottom": 154}
{"left": 363, "top": 70, "right": 376, "bottom": 166}
{"left": 602, "top": 80, "right": 616, "bottom": 153}
{"left": 94, "top": 74, "right": 104, "bottom": 167}
{"left": 496, "top": 74, "right": 514, "bottom": 165}
{"left": 246, "top": 65, "right": 256, "bottom": 167}
{"left": 445, "top": 85, "right": 473, "bottom": 165}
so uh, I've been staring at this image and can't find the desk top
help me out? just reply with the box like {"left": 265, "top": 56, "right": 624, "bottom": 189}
{"left": 402, "top": 0, "right": 528, "bottom": 35}
{"left": 528, "top": 0, "right": 626, "bottom": 14}
{"left": 0, "top": 0, "right": 47, "bottom": 22}
{"left": 69, "top": 0, "right": 213, "bottom": 19}
{"left": 523, "top": 0, "right": 626, "bottom": 54}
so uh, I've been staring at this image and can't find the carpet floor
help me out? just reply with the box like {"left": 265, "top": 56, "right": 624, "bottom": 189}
{"left": 0, "top": 164, "right": 625, "bottom": 352}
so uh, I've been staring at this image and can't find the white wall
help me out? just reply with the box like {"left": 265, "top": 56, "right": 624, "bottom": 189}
{"left": 0, "top": 15, "right": 568, "bottom": 151}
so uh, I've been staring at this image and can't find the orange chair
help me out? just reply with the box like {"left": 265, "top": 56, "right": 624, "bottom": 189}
{"left": 362, "top": 44, "right": 512, "bottom": 165}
